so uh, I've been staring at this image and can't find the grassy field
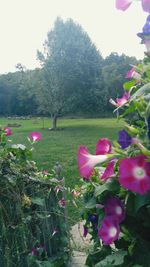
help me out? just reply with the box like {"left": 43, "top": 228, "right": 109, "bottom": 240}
{"left": 0, "top": 117, "right": 124, "bottom": 223}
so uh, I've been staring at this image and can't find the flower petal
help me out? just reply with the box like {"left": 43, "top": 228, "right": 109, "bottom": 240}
{"left": 115, "top": 0, "right": 133, "bottom": 11}
{"left": 101, "top": 159, "right": 117, "bottom": 181}
{"left": 115, "top": 92, "right": 130, "bottom": 107}
{"left": 118, "top": 129, "right": 132, "bottom": 149}
{"left": 96, "top": 138, "right": 111, "bottom": 155}
{"left": 98, "top": 216, "right": 120, "bottom": 245}
{"left": 4, "top": 127, "right": 12, "bottom": 136}
{"left": 119, "top": 155, "right": 150, "bottom": 195}
{"left": 29, "top": 131, "right": 41, "bottom": 141}
{"left": 104, "top": 197, "right": 125, "bottom": 223}
{"left": 78, "top": 145, "right": 108, "bottom": 179}
{"left": 142, "top": 0, "right": 150, "bottom": 13}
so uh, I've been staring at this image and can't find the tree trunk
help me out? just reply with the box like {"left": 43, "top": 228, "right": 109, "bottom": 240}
{"left": 52, "top": 115, "right": 57, "bottom": 130}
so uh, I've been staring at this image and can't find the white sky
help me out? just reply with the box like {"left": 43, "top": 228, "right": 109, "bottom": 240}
{"left": 0, "top": 0, "right": 147, "bottom": 74}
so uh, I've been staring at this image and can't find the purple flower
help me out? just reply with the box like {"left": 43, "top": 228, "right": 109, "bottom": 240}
{"left": 98, "top": 216, "right": 120, "bottom": 245}
{"left": 137, "top": 15, "right": 150, "bottom": 55}
{"left": 118, "top": 129, "right": 132, "bottom": 149}
{"left": 83, "top": 226, "right": 88, "bottom": 237}
{"left": 104, "top": 197, "right": 125, "bottom": 223}
{"left": 88, "top": 214, "right": 98, "bottom": 224}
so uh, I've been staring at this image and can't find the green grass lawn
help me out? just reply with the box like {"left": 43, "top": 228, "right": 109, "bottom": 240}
{"left": 1, "top": 117, "right": 124, "bottom": 223}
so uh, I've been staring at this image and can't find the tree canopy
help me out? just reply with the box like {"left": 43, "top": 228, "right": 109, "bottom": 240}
{"left": 0, "top": 18, "right": 139, "bottom": 122}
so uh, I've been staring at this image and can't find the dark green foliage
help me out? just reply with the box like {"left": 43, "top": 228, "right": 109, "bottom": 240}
{"left": 0, "top": 131, "right": 69, "bottom": 267}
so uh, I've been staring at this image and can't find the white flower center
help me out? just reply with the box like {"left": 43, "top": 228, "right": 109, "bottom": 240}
{"left": 33, "top": 136, "right": 37, "bottom": 141}
{"left": 109, "top": 227, "right": 117, "bottom": 238}
{"left": 115, "top": 206, "right": 122, "bottom": 215}
{"left": 133, "top": 167, "right": 146, "bottom": 180}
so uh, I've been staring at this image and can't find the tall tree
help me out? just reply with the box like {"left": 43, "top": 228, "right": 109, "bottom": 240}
{"left": 37, "top": 17, "right": 103, "bottom": 129}
{"left": 102, "top": 53, "right": 139, "bottom": 113}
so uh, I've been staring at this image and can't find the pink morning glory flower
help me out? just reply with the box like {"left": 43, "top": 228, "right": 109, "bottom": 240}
{"left": 116, "top": 0, "right": 150, "bottom": 13}
{"left": 116, "top": 0, "right": 133, "bottom": 11}
{"left": 104, "top": 197, "right": 125, "bottom": 223}
{"left": 58, "top": 197, "right": 65, "bottom": 207}
{"left": 98, "top": 216, "right": 120, "bottom": 245}
{"left": 125, "top": 67, "right": 141, "bottom": 80}
{"left": 119, "top": 155, "right": 150, "bottom": 195}
{"left": 29, "top": 131, "right": 41, "bottom": 142}
{"left": 96, "top": 138, "right": 112, "bottom": 155}
{"left": 4, "top": 127, "right": 12, "bottom": 136}
{"left": 78, "top": 145, "right": 108, "bottom": 179}
{"left": 116, "top": 92, "right": 130, "bottom": 106}
{"left": 101, "top": 159, "right": 117, "bottom": 181}
{"left": 109, "top": 92, "right": 130, "bottom": 107}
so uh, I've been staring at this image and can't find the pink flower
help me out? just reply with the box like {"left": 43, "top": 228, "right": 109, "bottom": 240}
{"left": 96, "top": 203, "right": 104, "bottom": 209}
{"left": 4, "top": 127, "right": 12, "bottom": 136}
{"left": 116, "top": 0, "right": 150, "bottom": 13}
{"left": 101, "top": 159, "right": 117, "bottom": 181}
{"left": 31, "top": 247, "right": 37, "bottom": 256}
{"left": 98, "top": 216, "right": 120, "bottom": 245}
{"left": 119, "top": 155, "right": 150, "bottom": 195}
{"left": 96, "top": 138, "right": 112, "bottom": 155}
{"left": 43, "top": 170, "right": 48, "bottom": 175}
{"left": 125, "top": 67, "right": 141, "bottom": 80}
{"left": 55, "top": 186, "right": 63, "bottom": 194}
{"left": 116, "top": 0, "right": 133, "bottom": 11}
{"left": 109, "top": 92, "right": 130, "bottom": 107}
{"left": 58, "top": 197, "right": 65, "bottom": 207}
{"left": 104, "top": 197, "right": 125, "bottom": 223}
{"left": 29, "top": 131, "right": 41, "bottom": 142}
{"left": 116, "top": 92, "right": 130, "bottom": 106}
{"left": 78, "top": 145, "right": 108, "bottom": 179}
{"left": 71, "top": 189, "right": 80, "bottom": 197}
{"left": 52, "top": 228, "right": 59, "bottom": 236}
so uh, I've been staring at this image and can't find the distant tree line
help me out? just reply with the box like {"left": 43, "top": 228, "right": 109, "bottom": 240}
{"left": 0, "top": 18, "right": 139, "bottom": 127}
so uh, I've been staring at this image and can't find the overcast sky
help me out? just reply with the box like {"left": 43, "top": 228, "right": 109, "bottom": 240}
{"left": 0, "top": 0, "right": 147, "bottom": 74}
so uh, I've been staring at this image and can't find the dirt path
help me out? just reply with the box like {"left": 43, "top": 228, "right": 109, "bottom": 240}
{"left": 69, "top": 221, "right": 91, "bottom": 266}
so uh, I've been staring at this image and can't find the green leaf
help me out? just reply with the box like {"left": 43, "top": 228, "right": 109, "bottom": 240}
{"left": 120, "top": 102, "right": 136, "bottom": 117}
{"left": 85, "top": 197, "right": 96, "bottom": 209}
{"left": 31, "top": 197, "right": 45, "bottom": 206}
{"left": 131, "top": 83, "right": 150, "bottom": 101}
{"left": 132, "top": 265, "right": 142, "bottom": 267}
{"left": 95, "top": 250, "right": 127, "bottom": 267}
{"left": 123, "top": 80, "right": 136, "bottom": 91}
{"left": 134, "top": 191, "right": 150, "bottom": 213}
{"left": 95, "top": 179, "right": 119, "bottom": 197}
